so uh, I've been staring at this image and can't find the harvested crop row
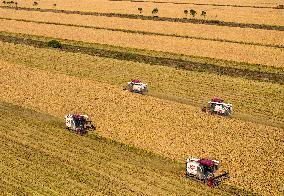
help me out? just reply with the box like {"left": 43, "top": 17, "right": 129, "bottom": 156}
{"left": 1, "top": 102, "right": 226, "bottom": 195}
{"left": 0, "top": 41, "right": 283, "bottom": 125}
{"left": 0, "top": 9, "right": 283, "bottom": 46}
{"left": 8, "top": 0, "right": 284, "bottom": 25}
{"left": 0, "top": 19, "right": 283, "bottom": 68}
{"left": 0, "top": 59, "right": 283, "bottom": 195}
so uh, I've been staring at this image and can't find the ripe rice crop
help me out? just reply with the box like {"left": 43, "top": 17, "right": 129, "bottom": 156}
{"left": 0, "top": 19, "right": 283, "bottom": 67}
{"left": 0, "top": 41, "right": 283, "bottom": 125}
{"left": 1, "top": 102, "right": 228, "bottom": 195}
{"left": 0, "top": 57, "right": 283, "bottom": 195}
{"left": 0, "top": 9, "right": 283, "bottom": 47}
{"left": 9, "top": 0, "right": 284, "bottom": 25}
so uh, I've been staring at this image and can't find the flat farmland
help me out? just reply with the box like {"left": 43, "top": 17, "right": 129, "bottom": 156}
{"left": 1, "top": 102, "right": 228, "bottom": 195}
{"left": 0, "top": 41, "right": 283, "bottom": 126}
{"left": 0, "top": 9, "right": 283, "bottom": 47}
{"left": 0, "top": 55, "right": 283, "bottom": 195}
{"left": 7, "top": 0, "right": 284, "bottom": 25}
{"left": 0, "top": 19, "right": 283, "bottom": 67}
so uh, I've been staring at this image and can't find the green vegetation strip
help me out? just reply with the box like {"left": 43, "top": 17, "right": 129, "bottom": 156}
{"left": 0, "top": 33, "right": 283, "bottom": 84}
{"left": 1, "top": 17, "right": 282, "bottom": 49}
{"left": 110, "top": 0, "right": 277, "bottom": 9}
{"left": 0, "top": 6, "right": 283, "bottom": 31}
{"left": 0, "top": 101, "right": 254, "bottom": 195}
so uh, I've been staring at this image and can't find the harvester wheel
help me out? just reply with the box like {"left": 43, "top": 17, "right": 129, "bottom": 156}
{"left": 207, "top": 177, "right": 214, "bottom": 188}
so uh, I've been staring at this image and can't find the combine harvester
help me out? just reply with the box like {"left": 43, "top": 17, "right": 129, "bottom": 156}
{"left": 65, "top": 114, "right": 96, "bottom": 135}
{"left": 125, "top": 79, "right": 148, "bottom": 95}
{"left": 202, "top": 98, "right": 233, "bottom": 116}
{"left": 186, "top": 157, "right": 229, "bottom": 187}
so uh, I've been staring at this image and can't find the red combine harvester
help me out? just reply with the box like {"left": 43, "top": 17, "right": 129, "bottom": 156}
{"left": 202, "top": 98, "right": 233, "bottom": 116}
{"left": 64, "top": 114, "right": 96, "bottom": 135}
{"left": 125, "top": 79, "right": 148, "bottom": 95}
{"left": 186, "top": 157, "right": 229, "bottom": 187}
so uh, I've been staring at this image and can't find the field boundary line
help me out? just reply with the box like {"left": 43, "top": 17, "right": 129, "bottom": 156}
{"left": 109, "top": 0, "right": 279, "bottom": 9}
{"left": 0, "top": 6, "right": 283, "bottom": 31}
{"left": 0, "top": 33, "right": 283, "bottom": 85}
{"left": 1, "top": 17, "right": 282, "bottom": 49}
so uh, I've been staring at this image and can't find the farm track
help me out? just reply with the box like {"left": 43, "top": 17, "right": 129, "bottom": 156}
{"left": 109, "top": 0, "right": 277, "bottom": 9}
{"left": 1, "top": 6, "right": 283, "bottom": 31}
{"left": 1, "top": 17, "right": 282, "bottom": 49}
{"left": 0, "top": 34, "right": 283, "bottom": 84}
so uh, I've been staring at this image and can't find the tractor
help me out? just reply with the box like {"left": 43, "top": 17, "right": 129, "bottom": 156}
{"left": 202, "top": 98, "right": 233, "bottom": 116}
{"left": 125, "top": 79, "right": 148, "bottom": 95}
{"left": 64, "top": 114, "right": 96, "bottom": 135}
{"left": 186, "top": 157, "right": 229, "bottom": 187}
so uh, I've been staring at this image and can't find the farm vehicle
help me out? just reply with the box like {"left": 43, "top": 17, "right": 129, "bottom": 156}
{"left": 186, "top": 157, "right": 229, "bottom": 187}
{"left": 125, "top": 79, "right": 148, "bottom": 95}
{"left": 65, "top": 114, "right": 96, "bottom": 135}
{"left": 202, "top": 98, "right": 233, "bottom": 116}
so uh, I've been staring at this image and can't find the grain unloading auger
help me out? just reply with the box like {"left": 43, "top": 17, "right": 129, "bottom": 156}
{"left": 124, "top": 79, "right": 148, "bottom": 95}
{"left": 186, "top": 157, "right": 229, "bottom": 188}
{"left": 65, "top": 114, "right": 96, "bottom": 135}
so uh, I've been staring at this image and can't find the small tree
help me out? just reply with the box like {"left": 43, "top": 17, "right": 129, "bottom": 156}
{"left": 47, "top": 40, "right": 62, "bottom": 48}
{"left": 189, "top": 9, "right": 197, "bottom": 17}
{"left": 138, "top": 7, "right": 143, "bottom": 14}
{"left": 15, "top": 1, "right": 17, "bottom": 7}
{"left": 152, "top": 8, "right": 158, "bottom": 17}
{"left": 53, "top": 3, "right": 56, "bottom": 7}
{"left": 201, "top": 10, "right": 206, "bottom": 17}
{"left": 184, "top": 9, "right": 188, "bottom": 18}
{"left": 33, "top": 1, "right": 38, "bottom": 6}
{"left": 2, "top": 1, "right": 6, "bottom": 4}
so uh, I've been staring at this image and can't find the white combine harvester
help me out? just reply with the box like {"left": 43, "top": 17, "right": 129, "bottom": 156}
{"left": 125, "top": 79, "right": 148, "bottom": 95}
{"left": 65, "top": 114, "right": 96, "bottom": 135}
{"left": 186, "top": 157, "right": 229, "bottom": 187}
{"left": 202, "top": 98, "right": 233, "bottom": 116}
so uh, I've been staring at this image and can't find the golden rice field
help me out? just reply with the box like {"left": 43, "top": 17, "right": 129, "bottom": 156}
{"left": 7, "top": 0, "right": 284, "bottom": 25}
{"left": 1, "top": 102, "right": 229, "bottom": 195}
{"left": 0, "top": 9, "right": 283, "bottom": 46}
{"left": 0, "top": 19, "right": 283, "bottom": 68}
{"left": 0, "top": 46, "right": 283, "bottom": 195}
{"left": 0, "top": 41, "right": 283, "bottom": 126}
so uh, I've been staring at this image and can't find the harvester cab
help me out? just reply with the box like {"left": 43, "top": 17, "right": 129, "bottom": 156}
{"left": 65, "top": 114, "right": 96, "bottom": 135}
{"left": 126, "top": 79, "right": 148, "bottom": 95}
{"left": 202, "top": 98, "right": 232, "bottom": 116}
{"left": 186, "top": 157, "right": 229, "bottom": 187}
